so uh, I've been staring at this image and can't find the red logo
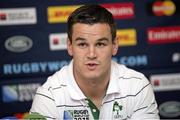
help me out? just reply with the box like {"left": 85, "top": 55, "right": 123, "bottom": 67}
{"left": 0, "top": 13, "right": 6, "bottom": 20}
{"left": 147, "top": 26, "right": 180, "bottom": 44}
{"left": 52, "top": 38, "right": 60, "bottom": 45}
{"left": 153, "top": 79, "right": 160, "bottom": 86}
{"left": 101, "top": 3, "right": 134, "bottom": 19}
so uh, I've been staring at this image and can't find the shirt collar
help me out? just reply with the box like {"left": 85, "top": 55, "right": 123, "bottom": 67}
{"left": 106, "top": 61, "right": 121, "bottom": 95}
{"left": 67, "top": 60, "right": 86, "bottom": 100}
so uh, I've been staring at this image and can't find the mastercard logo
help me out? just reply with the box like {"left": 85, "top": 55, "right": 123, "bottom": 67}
{"left": 152, "top": 0, "right": 176, "bottom": 16}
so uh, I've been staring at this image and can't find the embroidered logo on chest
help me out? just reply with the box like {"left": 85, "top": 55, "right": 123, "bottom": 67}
{"left": 112, "top": 101, "right": 124, "bottom": 119}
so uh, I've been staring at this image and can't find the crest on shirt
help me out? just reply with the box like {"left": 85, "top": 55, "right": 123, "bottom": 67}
{"left": 112, "top": 101, "right": 124, "bottom": 119}
{"left": 63, "top": 109, "right": 89, "bottom": 120}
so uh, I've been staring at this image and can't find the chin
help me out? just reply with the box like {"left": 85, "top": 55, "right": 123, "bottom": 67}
{"left": 84, "top": 73, "right": 100, "bottom": 80}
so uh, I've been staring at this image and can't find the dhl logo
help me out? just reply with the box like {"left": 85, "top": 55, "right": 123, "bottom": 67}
{"left": 47, "top": 5, "right": 81, "bottom": 23}
{"left": 152, "top": 0, "right": 176, "bottom": 16}
{"left": 116, "top": 29, "right": 137, "bottom": 46}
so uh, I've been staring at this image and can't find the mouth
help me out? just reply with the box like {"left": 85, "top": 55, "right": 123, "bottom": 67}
{"left": 85, "top": 62, "right": 99, "bottom": 70}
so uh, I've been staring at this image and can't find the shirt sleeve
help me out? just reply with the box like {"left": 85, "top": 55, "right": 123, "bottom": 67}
{"left": 131, "top": 76, "right": 160, "bottom": 120}
{"left": 30, "top": 86, "right": 59, "bottom": 120}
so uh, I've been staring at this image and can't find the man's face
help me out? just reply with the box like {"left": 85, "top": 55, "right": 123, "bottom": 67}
{"left": 67, "top": 23, "right": 118, "bottom": 80}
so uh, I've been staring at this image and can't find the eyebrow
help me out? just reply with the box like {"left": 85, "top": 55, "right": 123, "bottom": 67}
{"left": 75, "top": 37, "right": 85, "bottom": 41}
{"left": 97, "top": 37, "right": 109, "bottom": 42}
{"left": 75, "top": 37, "right": 109, "bottom": 42}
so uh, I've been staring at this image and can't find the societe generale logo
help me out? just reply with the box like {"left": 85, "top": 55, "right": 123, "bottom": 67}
{"left": 150, "top": 73, "right": 180, "bottom": 91}
{"left": 0, "top": 7, "right": 37, "bottom": 25}
{"left": 116, "top": 29, "right": 137, "bottom": 46}
{"left": 101, "top": 2, "right": 134, "bottom": 19}
{"left": 147, "top": 26, "right": 180, "bottom": 44}
{"left": 152, "top": 0, "right": 176, "bottom": 16}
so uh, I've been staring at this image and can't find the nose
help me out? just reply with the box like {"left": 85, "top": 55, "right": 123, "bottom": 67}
{"left": 87, "top": 46, "right": 97, "bottom": 59}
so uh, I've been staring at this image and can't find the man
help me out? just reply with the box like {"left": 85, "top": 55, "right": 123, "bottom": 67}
{"left": 30, "top": 4, "right": 159, "bottom": 120}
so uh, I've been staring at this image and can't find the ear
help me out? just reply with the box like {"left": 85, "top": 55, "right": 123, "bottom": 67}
{"left": 112, "top": 37, "right": 118, "bottom": 56}
{"left": 67, "top": 38, "right": 73, "bottom": 56}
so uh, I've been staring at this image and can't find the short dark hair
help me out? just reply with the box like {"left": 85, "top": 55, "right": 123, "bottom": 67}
{"left": 67, "top": 4, "right": 116, "bottom": 42}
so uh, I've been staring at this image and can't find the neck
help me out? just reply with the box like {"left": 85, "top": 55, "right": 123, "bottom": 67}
{"left": 74, "top": 71, "right": 110, "bottom": 108}
{"left": 85, "top": 78, "right": 108, "bottom": 98}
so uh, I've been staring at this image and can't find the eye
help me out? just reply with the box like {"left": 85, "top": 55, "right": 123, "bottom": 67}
{"left": 77, "top": 42, "right": 88, "bottom": 48}
{"left": 96, "top": 42, "right": 106, "bottom": 47}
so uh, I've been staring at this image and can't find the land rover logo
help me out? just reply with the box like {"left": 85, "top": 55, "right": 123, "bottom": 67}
{"left": 5, "top": 36, "right": 33, "bottom": 53}
{"left": 159, "top": 101, "right": 180, "bottom": 118}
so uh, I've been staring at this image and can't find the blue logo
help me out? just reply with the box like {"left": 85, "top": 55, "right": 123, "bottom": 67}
{"left": 2, "top": 85, "right": 18, "bottom": 102}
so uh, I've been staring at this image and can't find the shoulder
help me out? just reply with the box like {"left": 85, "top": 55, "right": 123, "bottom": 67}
{"left": 111, "top": 62, "right": 159, "bottom": 119}
{"left": 32, "top": 65, "right": 70, "bottom": 105}
{"left": 112, "top": 61, "right": 150, "bottom": 94}
{"left": 112, "top": 61, "right": 149, "bottom": 82}
{"left": 41, "top": 65, "right": 69, "bottom": 90}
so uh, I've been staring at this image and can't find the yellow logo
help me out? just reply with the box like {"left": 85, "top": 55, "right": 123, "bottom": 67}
{"left": 163, "top": 0, "right": 176, "bottom": 16}
{"left": 47, "top": 5, "right": 81, "bottom": 23}
{"left": 116, "top": 29, "right": 137, "bottom": 46}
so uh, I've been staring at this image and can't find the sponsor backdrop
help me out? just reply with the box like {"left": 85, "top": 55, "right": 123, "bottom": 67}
{"left": 0, "top": 0, "right": 180, "bottom": 119}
